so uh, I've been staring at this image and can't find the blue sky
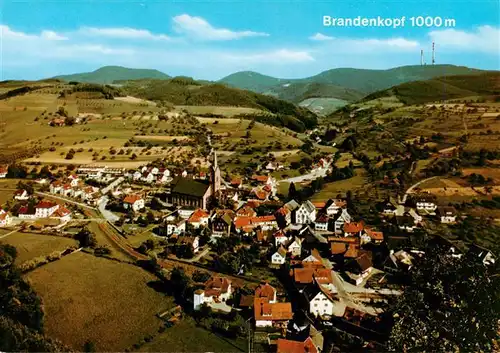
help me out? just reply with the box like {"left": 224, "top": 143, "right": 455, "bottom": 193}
{"left": 1, "top": 0, "right": 499, "bottom": 80}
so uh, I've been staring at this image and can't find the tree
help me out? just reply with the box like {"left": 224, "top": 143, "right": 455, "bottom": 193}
{"left": 388, "top": 242, "right": 500, "bottom": 352}
{"left": 83, "top": 340, "right": 96, "bottom": 352}
{"left": 75, "top": 227, "right": 97, "bottom": 248}
{"left": 170, "top": 267, "right": 190, "bottom": 301}
{"left": 288, "top": 182, "right": 297, "bottom": 200}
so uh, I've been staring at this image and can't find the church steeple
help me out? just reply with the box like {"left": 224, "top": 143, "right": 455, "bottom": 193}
{"left": 210, "top": 148, "right": 221, "bottom": 196}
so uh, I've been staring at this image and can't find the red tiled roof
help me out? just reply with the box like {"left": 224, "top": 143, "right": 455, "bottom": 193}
{"left": 254, "top": 298, "right": 293, "bottom": 321}
{"left": 54, "top": 207, "right": 71, "bottom": 217}
{"left": 277, "top": 338, "right": 318, "bottom": 353}
{"left": 0, "top": 167, "right": 7, "bottom": 174}
{"left": 204, "top": 276, "right": 231, "bottom": 296}
{"left": 234, "top": 216, "right": 252, "bottom": 229}
{"left": 14, "top": 189, "right": 26, "bottom": 196}
{"left": 255, "top": 283, "right": 276, "bottom": 302}
{"left": 35, "top": 201, "right": 57, "bottom": 209}
{"left": 253, "top": 189, "right": 269, "bottom": 200}
{"left": 230, "top": 178, "right": 242, "bottom": 185}
{"left": 328, "top": 236, "right": 359, "bottom": 244}
{"left": 344, "top": 221, "right": 364, "bottom": 234}
{"left": 312, "top": 202, "right": 326, "bottom": 209}
{"left": 365, "top": 228, "right": 384, "bottom": 241}
{"left": 188, "top": 208, "right": 209, "bottom": 223}
{"left": 252, "top": 175, "right": 269, "bottom": 183}
{"left": 331, "top": 243, "right": 347, "bottom": 255}
{"left": 0, "top": 213, "right": 9, "bottom": 220}
{"left": 236, "top": 206, "right": 257, "bottom": 217}
{"left": 294, "top": 268, "right": 332, "bottom": 284}
{"left": 345, "top": 244, "right": 359, "bottom": 258}
{"left": 123, "top": 195, "right": 142, "bottom": 204}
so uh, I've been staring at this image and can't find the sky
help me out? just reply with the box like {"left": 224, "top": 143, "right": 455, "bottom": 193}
{"left": 1, "top": 0, "right": 499, "bottom": 80}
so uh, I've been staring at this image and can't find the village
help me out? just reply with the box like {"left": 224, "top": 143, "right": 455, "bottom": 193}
{"left": 0, "top": 144, "right": 496, "bottom": 353}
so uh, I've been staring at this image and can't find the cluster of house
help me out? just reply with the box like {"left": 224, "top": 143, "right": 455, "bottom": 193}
{"left": 49, "top": 174, "right": 101, "bottom": 205}
{"left": 0, "top": 189, "right": 72, "bottom": 226}
{"left": 381, "top": 193, "right": 458, "bottom": 232}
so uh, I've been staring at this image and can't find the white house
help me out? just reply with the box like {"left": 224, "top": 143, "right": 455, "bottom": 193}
{"left": 49, "top": 181, "right": 63, "bottom": 194}
{"left": 0, "top": 167, "right": 7, "bottom": 178}
{"left": 178, "top": 207, "right": 195, "bottom": 219}
{"left": 287, "top": 237, "right": 302, "bottom": 257}
{"left": 414, "top": 194, "right": 437, "bottom": 212}
{"left": 294, "top": 201, "right": 316, "bottom": 224}
{"left": 314, "top": 214, "right": 329, "bottom": 231}
{"left": 132, "top": 171, "right": 142, "bottom": 181}
{"left": 142, "top": 172, "right": 155, "bottom": 184}
{"left": 35, "top": 201, "right": 59, "bottom": 218}
{"left": 194, "top": 276, "right": 232, "bottom": 311}
{"left": 274, "top": 231, "right": 289, "bottom": 247}
{"left": 437, "top": 206, "right": 457, "bottom": 224}
{"left": 53, "top": 206, "right": 72, "bottom": 222}
{"left": 271, "top": 247, "right": 287, "bottom": 265}
{"left": 187, "top": 209, "right": 210, "bottom": 228}
{"left": 333, "top": 209, "right": 352, "bottom": 233}
{"left": 166, "top": 218, "right": 187, "bottom": 236}
{"left": 13, "top": 189, "right": 29, "bottom": 201}
{"left": 325, "top": 199, "right": 346, "bottom": 216}
{"left": 0, "top": 211, "right": 11, "bottom": 227}
{"left": 123, "top": 195, "right": 144, "bottom": 212}
{"left": 308, "top": 286, "right": 336, "bottom": 317}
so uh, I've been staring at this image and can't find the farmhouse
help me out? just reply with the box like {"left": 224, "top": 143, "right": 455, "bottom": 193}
{"left": 272, "top": 247, "right": 287, "bottom": 265}
{"left": 254, "top": 298, "right": 293, "bottom": 328}
{"left": 276, "top": 337, "right": 319, "bottom": 353}
{"left": 35, "top": 201, "right": 59, "bottom": 218}
{"left": 0, "top": 211, "right": 11, "bottom": 227}
{"left": 437, "top": 206, "right": 457, "bottom": 224}
{"left": 413, "top": 194, "right": 437, "bottom": 212}
{"left": 187, "top": 208, "right": 210, "bottom": 228}
{"left": 123, "top": 194, "right": 145, "bottom": 212}
{"left": 306, "top": 284, "right": 336, "bottom": 318}
{"left": 193, "top": 276, "right": 232, "bottom": 311}
{"left": 13, "top": 189, "right": 29, "bottom": 200}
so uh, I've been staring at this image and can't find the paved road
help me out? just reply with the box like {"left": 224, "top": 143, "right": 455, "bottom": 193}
{"left": 97, "top": 196, "right": 120, "bottom": 223}
{"left": 36, "top": 192, "right": 97, "bottom": 210}
{"left": 186, "top": 246, "right": 210, "bottom": 263}
{"left": 405, "top": 176, "right": 438, "bottom": 195}
{"left": 0, "top": 228, "right": 19, "bottom": 240}
{"left": 279, "top": 166, "right": 330, "bottom": 184}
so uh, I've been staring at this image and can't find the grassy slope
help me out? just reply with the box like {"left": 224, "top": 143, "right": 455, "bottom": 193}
{"left": 55, "top": 66, "right": 170, "bottom": 84}
{"left": 363, "top": 71, "right": 500, "bottom": 105}
{"left": 266, "top": 82, "right": 364, "bottom": 103}
{"left": 25, "top": 252, "right": 174, "bottom": 351}
{"left": 122, "top": 79, "right": 318, "bottom": 129}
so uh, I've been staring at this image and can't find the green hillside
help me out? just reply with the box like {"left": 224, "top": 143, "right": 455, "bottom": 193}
{"left": 219, "top": 65, "right": 483, "bottom": 98}
{"left": 265, "top": 82, "right": 364, "bottom": 103}
{"left": 362, "top": 71, "right": 500, "bottom": 105}
{"left": 122, "top": 77, "right": 318, "bottom": 132}
{"left": 218, "top": 71, "right": 292, "bottom": 92}
{"left": 54, "top": 66, "right": 170, "bottom": 84}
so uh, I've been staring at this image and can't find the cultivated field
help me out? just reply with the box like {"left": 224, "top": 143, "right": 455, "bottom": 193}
{"left": 178, "top": 105, "right": 264, "bottom": 117}
{"left": 0, "top": 232, "right": 78, "bottom": 265}
{"left": 138, "top": 317, "right": 246, "bottom": 353}
{"left": 25, "top": 252, "right": 174, "bottom": 351}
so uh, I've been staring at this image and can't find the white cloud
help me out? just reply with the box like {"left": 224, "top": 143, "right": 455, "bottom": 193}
{"left": 41, "top": 30, "right": 68, "bottom": 41}
{"left": 309, "top": 33, "right": 334, "bottom": 41}
{"left": 79, "top": 27, "right": 171, "bottom": 40}
{"left": 172, "top": 14, "right": 269, "bottom": 40}
{"left": 429, "top": 25, "right": 499, "bottom": 53}
{"left": 0, "top": 25, "right": 68, "bottom": 41}
{"left": 229, "top": 49, "right": 314, "bottom": 64}
{"left": 361, "top": 38, "right": 419, "bottom": 48}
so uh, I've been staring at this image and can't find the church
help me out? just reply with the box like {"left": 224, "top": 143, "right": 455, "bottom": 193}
{"left": 170, "top": 149, "right": 221, "bottom": 210}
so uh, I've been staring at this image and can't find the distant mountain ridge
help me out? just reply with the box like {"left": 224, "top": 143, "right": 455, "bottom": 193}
{"left": 54, "top": 66, "right": 171, "bottom": 84}
{"left": 218, "top": 65, "right": 484, "bottom": 96}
